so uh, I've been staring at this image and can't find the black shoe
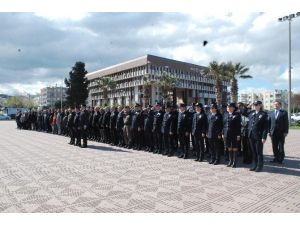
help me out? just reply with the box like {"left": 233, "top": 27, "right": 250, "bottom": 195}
{"left": 227, "top": 161, "right": 233, "bottom": 167}
{"left": 250, "top": 164, "right": 257, "bottom": 171}
{"left": 183, "top": 155, "right": 188, "bottom": 159}
{"left": 195, "top": 158, "right": 200, "bottom": 162}
{"left": 209, "top": 160, "right": 214, "bottom": 164}
{"left": 178, "top": 155, "right": 184, "bottom": 158}
{"left": 81, "top": 145, "right": 87, "bottom": 148}
{"left": 167, "top": 154, "right": 173, "bottom": 157}
{"left": 213, "top": 160, "right": 219, "bottom": 165}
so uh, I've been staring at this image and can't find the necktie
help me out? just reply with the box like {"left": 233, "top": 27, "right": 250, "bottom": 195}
{"left": 275, "top": 110, "right": 279, "bottom": 119}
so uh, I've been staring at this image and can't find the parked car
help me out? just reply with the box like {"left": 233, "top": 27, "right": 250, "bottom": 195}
{"left": 0, "top": 114, "right": 11, "bottom": 120}
{"left": 291, "top": 113, "right": 300, "bottom": 122}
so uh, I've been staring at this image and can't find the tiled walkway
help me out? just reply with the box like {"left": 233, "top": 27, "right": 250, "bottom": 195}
{"left": 0, "top": 121, "right": 299, "bottom": 212}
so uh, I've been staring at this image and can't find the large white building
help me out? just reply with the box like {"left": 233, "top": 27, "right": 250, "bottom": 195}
{"left": 86, "top": 54, "right": 229, "bottom": 107}
{"left": 40, "top": 86, "right": 67, "bottom": 107}
{"left": 238, "top": 89, "right": 288, "bottom": 111}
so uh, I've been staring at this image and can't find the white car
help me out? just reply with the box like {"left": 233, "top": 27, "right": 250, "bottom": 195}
{"left": 0, "top": 114, "right": 11, "bottom": 120}
{"left": 291, "top": 112, "right": 300, "bottom": 121}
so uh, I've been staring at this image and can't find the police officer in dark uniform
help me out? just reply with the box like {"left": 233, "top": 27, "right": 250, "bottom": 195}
{"left": 98, "top": 108, "right": 105, "bottom": 142}
{"left": 67, "top": 106, "right": 76, "bottom": 145}
{"left": 177, "top": 103, "right": 192, "bottom": 159}
{"left": 102, "top": 107, "right": 111, "bottom": 143}
{"left": 74, "top": 105, "right": 81, "bottom": 147}
{"left": 206, "top": 103, "right": 223, "bottom": 165}
{"left": 143, "top": 105, "right": 154, "bottom": 152}
{"left": 116, "top": 106, "right": 125, "bottom": 147}
{"left": 222, "top": 103, "right": 241, "bottom": 168}
{"left": 109, "top": 107, "right": 119, "bottom": 146}
{"left": 79, "top": 104, "right": 89, "bottom": 148}
{"left": 169, "top": 105, "right": 178, "bottom": 157}
{"left": 131, "top": 103, "right": 144, "bottom": 150}
{"left": 152, "top": 103, "right": 164, "bottom": 154}
{"left": 238, "top": 102, "right": 252, "bottom": 164}
{"left": 88, "top": 107, "right": 94, "bottom": 140}
{"left": 161, "top": 103, "right": 173, "bottom": 156}
{"left": 92, "top": 106, "right": 100, "bottom": 142}
{"left": 248, "top": 100, "right": 268, "bottom": 172}
{"left": 192, "top": 103, "right": 208, "bottom": 162}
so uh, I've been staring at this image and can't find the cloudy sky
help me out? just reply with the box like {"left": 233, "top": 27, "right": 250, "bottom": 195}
{"left": 0, "top": 12, "right": 299, "bottom": 95}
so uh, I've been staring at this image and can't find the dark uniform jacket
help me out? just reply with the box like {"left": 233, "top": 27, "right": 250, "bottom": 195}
{"left": 268, "top": 109, "right": 289, "bottom": 135}
{"left": 161, "top": 111, "right": 174, "bottom": 134}
{"left": 222, "top": 112, "right": 241, "bottom": 138}
{"left": 144, "top": 110, "right": 154, "bottom": 132}
{"left": 98, "top": 112, "right": 104, "bottom": 129}
{"left": 248, "top": 111, "right": 268, "bottom": 140}
{"left": 109, "top": 110, "right": 119, "bottom": 129}
{"left": 207, "top": 112, "right": 223, "bottom": 139}
{"left": 192, "top": 112, "right": 208, "bottom": 136}
{"left": 79, "top": 110, "right": 89, "bottom": 128}
{"left": 153, "top": 110, "right": 164, "bottom": 132}
{"left": 177, "top": 110, "right": 192, "bottom": 135}
{"left": 74, "top": 111, "right": 81, "bottom": 128}
{"left": 116, "top": 111, "right": 125, "bottom": 130}
{"left": 131, "top": 110, "right": 144, "bottom": 130}
{"left": 67, "top": 112, "right": 75, "bottom": 128}
{"left": 170, "top": 110, "right": 178, "bottom": 135}
{"left": 102, "top": 111, "right": 111, "bottom": 128}
{"left": 92, "top": 111, "right": 100, "bottom": 128}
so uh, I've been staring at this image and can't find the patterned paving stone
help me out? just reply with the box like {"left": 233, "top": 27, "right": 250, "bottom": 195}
{"left": 0, "top": 121, "right": 300, "bottom": 213}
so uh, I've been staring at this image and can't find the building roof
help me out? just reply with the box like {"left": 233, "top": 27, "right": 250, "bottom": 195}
{"left": 86, "top": 54, "right": 206, "bottom": 80}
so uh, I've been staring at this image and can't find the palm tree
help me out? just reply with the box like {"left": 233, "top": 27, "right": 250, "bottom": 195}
{"left": 153, "top": 71, "right": 178, "bottom": 104}
{"left": 96, "top": 77, "right": 117, "bottom": 106}
{"left": 203, "top": 61, "right": 230, "bottom": 106}
{"left": 226, "top": 62, "right": 252, "bottom": 103}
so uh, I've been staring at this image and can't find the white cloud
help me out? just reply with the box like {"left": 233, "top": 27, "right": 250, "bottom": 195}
{"left": 34, "top": 12, "right": 90, "bottom": 21}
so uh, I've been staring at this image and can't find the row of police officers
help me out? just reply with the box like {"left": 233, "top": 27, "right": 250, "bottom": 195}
{"left": 59, "top": 99, "right": 288, "bottom": 173}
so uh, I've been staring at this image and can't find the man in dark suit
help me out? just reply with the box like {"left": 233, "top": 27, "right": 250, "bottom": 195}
{"left": 152, "top": 103, "right": 164, "bottom": 154}
{"left": 161, "top": 103, "right": 173, "bottom": 156}
{"left": 109, "top": 107, "right": 119, "bottom": 146}
{"left": 248, "top": 101, "right": 269, "bottom": 172}
{"left": 268, "top": 101, "right": 289, "bottom": 164}
{"left": 79, "top": 104, "right": 90, "bottom": 148}
{"left": 74, "top": 106, "right": 81, "bottom": 147}
{"left": 131, "top": 103, "right": 144, "bottom": 150}
{"left": 143, "top": 105, "right": 154, "bottom": 152}
{"left": 67, "top": 107, "right": 76, "bottom": 145}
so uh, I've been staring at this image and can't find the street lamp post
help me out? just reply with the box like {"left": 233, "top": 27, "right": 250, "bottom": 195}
{"left": 278, "top": 12, "right": 300, "bottom": 125}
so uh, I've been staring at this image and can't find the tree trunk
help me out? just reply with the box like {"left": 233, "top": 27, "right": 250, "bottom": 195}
{"left": 230, "top": 78, "right": 238, "bottom": 103}
{"left": 215, "top": 78, "right": 223, "bottom": 106}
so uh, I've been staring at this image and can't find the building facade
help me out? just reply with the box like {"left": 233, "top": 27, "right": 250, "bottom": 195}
{"left": 40, "top": 86, "right": 67, "bottom": 107}
{"left": 238, "top": 89, "right": 288, "bottom": 111}
{"left": 86, "top": 54, "right": 229, "bottom": 107}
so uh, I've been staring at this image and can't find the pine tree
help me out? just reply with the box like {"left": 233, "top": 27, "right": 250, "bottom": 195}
{"left": 64, "top": 62, "right": 89, "bottom": 106}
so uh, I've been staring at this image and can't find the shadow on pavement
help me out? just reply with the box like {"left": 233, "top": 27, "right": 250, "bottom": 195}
{"left": 87, "top": 144, "right": 132, "bottom": 153}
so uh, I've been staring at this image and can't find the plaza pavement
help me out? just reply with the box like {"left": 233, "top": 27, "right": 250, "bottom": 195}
{"left": 0, "top": 121, "right": 299, "bottom": 213}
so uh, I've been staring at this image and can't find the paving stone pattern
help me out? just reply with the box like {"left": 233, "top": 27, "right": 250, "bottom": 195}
{"left": 0, "top": 121, "right": 299, "bottom": 213}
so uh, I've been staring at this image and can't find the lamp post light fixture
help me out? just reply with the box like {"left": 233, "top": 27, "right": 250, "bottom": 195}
{"left": 278, "top": 12, "right": 300, "bottom": 125}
